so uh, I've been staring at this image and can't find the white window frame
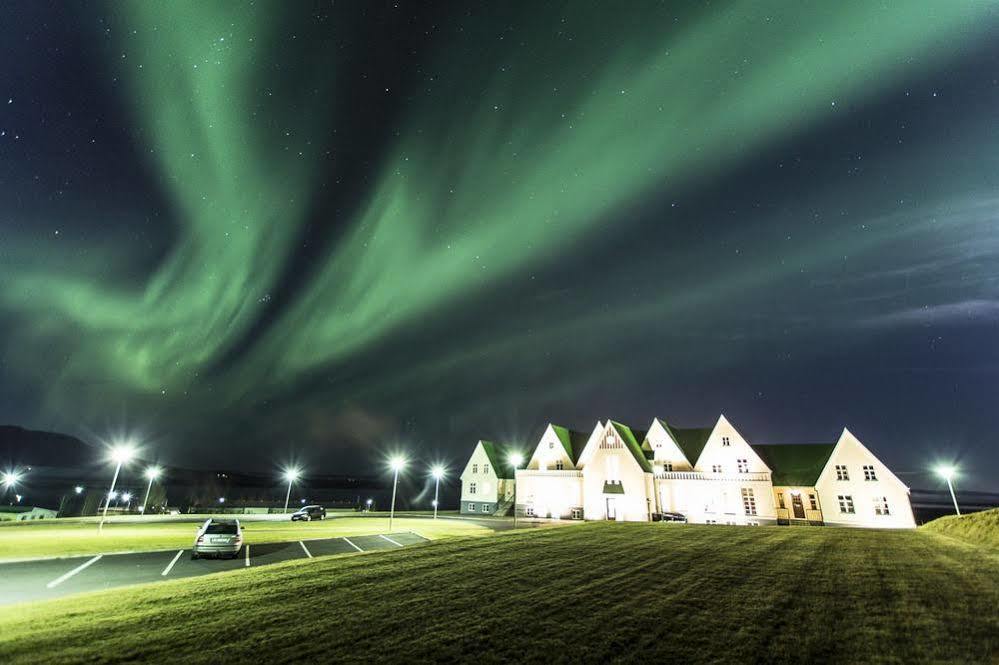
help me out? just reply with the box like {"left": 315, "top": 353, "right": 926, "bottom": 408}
{"left": 664, "top": 462, "right": 673, "bottom": 472}
{"left": 837, "top": 494, "right": 855, "bottom": 514}
{"left": 468, "top": 502, "right": 476, "bottom": 512}
{"left": 472, "top": 463, "right": 478, "bottom": 474}
{"left": 722, "top": 436, "right": 731, "bottom": 446}
{"left": 741, "top": 488, "right": 757, "bottom": 516}
{"left": 525, "top": 504, "right": 536, "bottom": 517}
{"left": 483, "top": 463, "right": 489, "bottom": 475}
{"left": 873, "top": 496, "right": 890, "bottom": 516}
{"left": 570, "top": 508, "right": 583, "bottom": 520}
{"left": 555, "top": 460, "right": 565, "bottom": 471}
{"left": 469, "top": 482, "right": 477, "bottom": 495}
{"left": 712, "top": 464, "right": 722, "bottom": 474}
{"left": 835, "top": 465, "right": 849, "bottom": 481}
{"left": 863, "top": 465, "right": 877, "bottom": 481}
{"left": 737, "top": 459, "right": 748, "bottom": 473}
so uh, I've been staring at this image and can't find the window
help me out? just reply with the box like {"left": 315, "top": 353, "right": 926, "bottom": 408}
{"left": 747, "top": 521, "right": 760, "bottom": 526}
{"left": 873, "top": 497, "right": 890, "bottom": 516}
{"left": 722, "top": 436, "right": 731, "bottom": 447}
{"left": 712, "top": 464, "right": 722, "bottom": 473}
{"left": 741, "top": 488, "right": 757, "bottom": 516}
{"left": 863, "top": 465, "right": 877, "bottom": 481}
{"left": 777, "top": 492, "right": 786, "bottom": 509}
{"left": 571, "top": 508, "right": 583, "bottom": 520}
{"left": 472, "top": 464, "right": 478, "bottom": 474}
{"left": 664, "top": 462, "right": 673, "bottom": 472}
{"left": 835, "top": 465, "right": 849, "bottom": 481}
{"left": 481, "top": 504, "right": 491, "bottom": 513}
{"left": 601, "top": 432, "right": 621, "bottom": 449}
{"left": 525, "top": 505, "right": 536, "bottom": 517}
{"left": 483, "top": 463, "right": 489, "bottom": 474}
{"left": 809, "top": 494, "right": 818, "bottom": 511}
{"left": 737, "top": 459, "right": 749, "bottom": 473}
{"left": 705, "top": 519, "right": 718, "bottom": 524}
{"left": 469, "top": 483, "right": 477, "bottom": 495}
{"left": 555, "top": 460, "right": 565, "bottom": 470}
{"left": 549, "top": 441, "right": 555, "bottom": 450}
{"left": 837, "top": 495, "right": 855, "bottom": 514}
{"left": 468, "top": 503, "right": 476, "bottom": 512}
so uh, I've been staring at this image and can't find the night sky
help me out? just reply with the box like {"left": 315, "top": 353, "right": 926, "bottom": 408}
{"left": 1, "top": 1, "right": 998, "bottom": 492}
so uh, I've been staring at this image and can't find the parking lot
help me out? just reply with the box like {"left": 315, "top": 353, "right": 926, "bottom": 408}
{"left": 0, "top": 531, "right": 429, "bottom": 606}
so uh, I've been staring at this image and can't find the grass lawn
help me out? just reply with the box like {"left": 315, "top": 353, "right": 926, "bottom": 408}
{"left": 921, "top": 507, "right": 999, "bottom": 550}
{"left": 0, "top": 522, "right": 995, "bottom": 663}
{"left": 0, "top": 515, "right": 494, "bottom": 560}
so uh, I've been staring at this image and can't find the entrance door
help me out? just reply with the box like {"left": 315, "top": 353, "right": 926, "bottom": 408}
{"left": 791, "top": 493, "right": 805, "bottom": 518}
{"left": 606, "top": 498, "right": 617, "bottom": 520}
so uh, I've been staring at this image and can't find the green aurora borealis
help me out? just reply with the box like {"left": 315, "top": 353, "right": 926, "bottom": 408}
{"left": 1, "top": 1, "right": 998, "bottom": 482}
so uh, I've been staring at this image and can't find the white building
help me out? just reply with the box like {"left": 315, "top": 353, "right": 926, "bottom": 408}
{"left": 459, "top": 440, "right": 516, "bottom": 516}
{"left": 461, "top": 416, "right": 915, "bottom": 529}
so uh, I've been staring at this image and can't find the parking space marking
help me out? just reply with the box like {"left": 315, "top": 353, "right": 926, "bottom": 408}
{"left": 245, "top": 545, "right": 250, "bottom": 567}
{"left": 407, "top": 530, "right": 429, "bottom": 541}
{"left": 162, "top": 550, "right": 184, "bottom": 576}
{"left": 299, "top": 541, "right": 313, "bottom": 558}
{"left": 46, "top": 555, "right": 102, "bottom": 589}
{"left": 380, "top": 534, "right": 404, "bottom": 547}
{"left": 342, "top": 537, "right": 363, "bottom": 553}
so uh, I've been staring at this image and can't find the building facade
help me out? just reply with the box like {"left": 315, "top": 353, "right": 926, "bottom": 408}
{"left": 461, "top": 416, "right": 915, "bottom": 528}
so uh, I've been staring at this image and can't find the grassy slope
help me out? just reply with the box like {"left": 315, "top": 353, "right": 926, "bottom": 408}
{"left": 0, "top": 523, "right": 996, "bottom": 664}
{"left": 0, "top": 516, "right": 492, "bottom": 560}
{"left": 921, "top": 508, "right": 999, "bottom": 550}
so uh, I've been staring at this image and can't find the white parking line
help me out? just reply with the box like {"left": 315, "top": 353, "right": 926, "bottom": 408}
{"left": 407, "top": 530, "right": 430, "bottom": 541}
{"left": 161, "top": 550, "right": 184, "bottom": 576}
{"left": 299, "top": 540, "right": 313, "bottom": 558}
{"left": 245, "top": 545, "right": 250, "bottom": 567}
{"left": 46, "top": 554, "right": 102, "bottom": 589}
{"left": 342, "top": 537, "right": 363, "bottom": 553}
{"left": 380, "top": 534, "right": 404, "bottom": 547}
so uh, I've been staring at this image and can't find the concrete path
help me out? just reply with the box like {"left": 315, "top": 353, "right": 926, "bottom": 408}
{"left": 0, "top": 531, "right": 428, "bottom": 607}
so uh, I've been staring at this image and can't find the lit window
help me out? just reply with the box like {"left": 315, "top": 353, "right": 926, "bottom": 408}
{"left": 777, "top": 492, "right": 786, "bottom": 509}
{"left": 837, "top": 495, "right": 855, "bottom": 514}
{"left": 835, "top": 465, "right": 849, "bottom": 481}
{"left": 555, "top": 460, "right": 565, "bottom": 470}
{"left": 808, "top": 494, "right": 818, "bottom": 511}
{"left": 712, "top": 464, "right": 722, "bottom": 473}
{"left": 472, "top": 464, "right": 478, "bottom": 474}
{"left": 468, "top": 503, "right": 476, "bottom": 512}
{"left": 873, "top": 497, "right": 890, "bottom": 515}
{"left": 863, "top": 465, "right": 877, "bottom": 481}
{"left": 737, "top": 459, "right": 748, "bottom": 473}
{"left": 469, "top": 483, "right": 477, "bottom": 495}
{"left": 722, "top": 437, "right": 731, "bottom": 447}
{"left": 741, "top": 488, "right": 757, "bottom": 516}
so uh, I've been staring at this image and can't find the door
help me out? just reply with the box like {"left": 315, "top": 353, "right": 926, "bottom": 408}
{"left": 791, "top": 493, "right": 805, "bottom": 518}
{"left": 606, "top": 498, "right": 617, "bottom": 520}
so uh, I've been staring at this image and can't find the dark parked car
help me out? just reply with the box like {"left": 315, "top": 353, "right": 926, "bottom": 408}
{"left": 660, "top": 512, "right": 688, "bottom": 523}
{"left": 291, "top": 505, "right": 326, "bottom": 521}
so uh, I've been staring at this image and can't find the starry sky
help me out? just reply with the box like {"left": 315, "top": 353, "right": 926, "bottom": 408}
{"left": 1, "top": 1, "right": 998, "bottom": 491}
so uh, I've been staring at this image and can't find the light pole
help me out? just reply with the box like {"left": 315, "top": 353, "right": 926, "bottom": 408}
{"left": 100, "top": 444, "right": 135, "bottom": 532}
{"left": 508, "top": 453, "right": 523, "bottom": 528}
{"left": 141, "top": 466, "right": 162, "bottom": 514}
{"left": 121, "top": 492, "right": 132, "bottom": 511}
{"left": 936, "top": 466, "right": 961, "bottom": 516}
{"left": 431, "top": 465, "right": 445, "bottom": 519}
{"left": 2, "top": 470, "right": 22, "bottom": 505}
{"left": 389, "top": 457, "right": 405, "bottom": 532}
{"left": 282, "top": 468, "right": 300, "bottom": 514}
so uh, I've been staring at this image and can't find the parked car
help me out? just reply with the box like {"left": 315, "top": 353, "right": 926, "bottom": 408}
{"left": 290, "top": 505, "right": 326, "bottom": 521}
{"left": 191, "top": 518, "right": 243, "bottom": 559}
{"left": 660, "top": 512, "right": 688, "bottom": 523}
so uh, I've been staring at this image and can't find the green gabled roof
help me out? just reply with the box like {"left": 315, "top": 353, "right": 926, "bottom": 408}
{"left": 609, "top": 421, "right": 653, "bottom": 472}
{"left": 657, "top": 419, "right": 713, "bottom": 467}
{"left": 550, "top": 425, "right": 589, "bottom": 463}
{"left": 750, "top": 444, "right": 836, "bottom": 486}
{"left": 479, "top": 440, "right": 516, "bottom": 479}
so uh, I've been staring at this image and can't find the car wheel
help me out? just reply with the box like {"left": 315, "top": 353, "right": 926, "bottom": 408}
{"left": 191, "top": 553, "right": 199, "bottom": 560}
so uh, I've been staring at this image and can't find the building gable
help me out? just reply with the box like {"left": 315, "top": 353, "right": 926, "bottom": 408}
{"left": 576, "top": 421, "right": 652, "bottom": 473}
{"left": 692, "top": 415, "right": 771, "bottom": 474}
{"left": 815, "top": 428, "right": 909, "bottom": 491}
{"left": 646, "top": 419, "right": 696, "bottom": 469}
{"left": 527, "top": 424, "right": 578, "bottom": 470}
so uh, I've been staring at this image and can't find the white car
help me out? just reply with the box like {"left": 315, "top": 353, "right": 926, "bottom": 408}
{"left": 191, "top": 518, "right": 243, "bottom": 559}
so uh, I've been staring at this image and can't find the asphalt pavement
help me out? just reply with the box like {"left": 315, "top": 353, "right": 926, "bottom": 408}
{"left": 0, "top": 531, "right": 428, "bottom": 606}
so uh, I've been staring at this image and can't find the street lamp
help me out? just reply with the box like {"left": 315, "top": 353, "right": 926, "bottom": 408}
{"left": 508, "top": 453, "right": 524, "bottom": 528}
{"left": 936, "top": 465, "right": 961, "bottom": 516}
{"left": 100, "top": 443, "right": 135, "bottom": 531}
{"left": 388, "top": 457, "right": 406, "bottom": 532}
{"left": 141, "top": 466, "right": 162, "bottom": 514}
{"left": 365, "top": 498, "right": 373, "bottom": 511}
{"left": 74, "top": 486, "right": 84, "bottom": 495}
{"left": 431, "top": 465, "right": 445, "bottom": 520}
{"left": 121, "top": 492, "right": 132, "bottom": 510}
{"left": 2, "top": 470, "right": 21, "bottom": 490}
{"left": 282, "top": 468, "right": 300, "bottom": 514}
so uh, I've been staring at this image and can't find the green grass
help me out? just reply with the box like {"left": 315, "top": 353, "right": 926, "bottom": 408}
{"left": 0, "top": 515, "right": 493, "bottom": 560}
{"left": 0, "top": 523, "right": 995, "bottom": 663}
{"left": 921, "top": 508, "right": 999, "bottom": 550}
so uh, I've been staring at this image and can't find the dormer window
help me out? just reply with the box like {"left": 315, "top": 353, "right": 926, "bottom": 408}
{"left": 722, "top": 437, "right": 731, "bottom": 447}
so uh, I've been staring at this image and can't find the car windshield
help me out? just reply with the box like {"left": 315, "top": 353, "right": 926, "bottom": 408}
{"left": 205, "top": 523, "right": 238, "bottom": 534}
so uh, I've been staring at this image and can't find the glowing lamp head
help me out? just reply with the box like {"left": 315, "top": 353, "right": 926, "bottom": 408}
{"left": 108, "top": 490, "right": 118, "bottom": 500}
{"left": 431, "top": 465, "right": 445, "bottom": 480}
{"left": 936, "top": 465, "right": 956, "bottom": 481}
{"left": 366, "top": 498, "right": 373, "bottom": 506}
{"left": 283, "top": 468, "right": 301, "bottom": 483}
{"left": 144, "top": 466, "right": 162, "bottom": 481}
{"left": 508, "top": 453, "right": 524, "bottom": 468}
{"left": 121, "top": 492, "right": 132, "bottom": 503}
{"left": 389, "top": 457, "right": 406, "bottom": 472}
{"left": 74, "top": 486, "right": 84, "bottom": 494}
{"left": 110, "top": 444, "right": 136, "bottom": 465}
{"left": 2, "top": 471, "right": 20, "bottom": 488}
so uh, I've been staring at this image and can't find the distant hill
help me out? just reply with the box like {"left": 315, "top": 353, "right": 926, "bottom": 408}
{"left": 922, "top": 507, "right": 999, "bottom": 550}
{"left": 0, "top": 425, "right": 94, "bottom": 468}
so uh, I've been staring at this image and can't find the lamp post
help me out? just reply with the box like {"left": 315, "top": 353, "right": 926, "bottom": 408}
{"left": 282, "top": 468, "right": 301, "bottom": 514}
{"left": 936, "top": 466, "right": 961, "bottom": 516}
{"left": 431, "top": 466, "right": 445, "bottom": 519}
{"left": 141, "top": 466, "right": 162, "bottom": 514}
{"left": 121, "top": 492, "right": 132, "bottom": 511}
{"left": 2, "top": 471, "right": 22, "bottom": 505}
{"left": 100, "top": 444, "right": 135, "bottom": 532}
{"left": 389, "top": 457, "right": 405, "bottom": 532}
{"left": 508, "top": 453, "right": 523, "bottom": 528}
